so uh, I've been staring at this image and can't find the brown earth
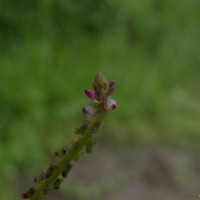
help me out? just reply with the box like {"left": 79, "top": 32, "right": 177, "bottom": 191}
{"left": 45, "top": 146, "right": 200, "bottom": 200}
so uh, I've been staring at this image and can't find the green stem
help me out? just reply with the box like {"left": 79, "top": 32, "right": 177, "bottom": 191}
{"left": 23, "top": 71, "right": 116, "bottom": 200}
{"left": 30, "top": 119, "right": 102, "bottom": 200}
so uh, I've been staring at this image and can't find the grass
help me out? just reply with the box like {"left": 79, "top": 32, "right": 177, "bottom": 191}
{"left": 0, "top": 0, "right": 200, "bottom": 199}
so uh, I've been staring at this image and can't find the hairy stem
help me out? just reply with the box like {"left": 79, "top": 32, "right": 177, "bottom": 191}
{"left": 30, "top": 122, "right": 102, "bottom": 200}
{"left": 22, "top": 71, "right": 116, "bottom": 200}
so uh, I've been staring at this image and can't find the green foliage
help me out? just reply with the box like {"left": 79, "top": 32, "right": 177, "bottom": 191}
{"left": 0, "top": 0, "right": 200, "bottom": 199}
{"left": 0, "top": 0, "right": 118, "bottom": 47}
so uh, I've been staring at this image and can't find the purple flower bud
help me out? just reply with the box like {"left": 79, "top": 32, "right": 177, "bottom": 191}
{"left": 104, "top": 98, "right": 116, "bottom": 110}
{"left": 108, "top": 81, "right": 115, "bottom": 96}
{"left": 85, "top": 89, "right": 98, "bottom": 101}
{"left": 82, "top": 105, "right": 98, "bottom": 116}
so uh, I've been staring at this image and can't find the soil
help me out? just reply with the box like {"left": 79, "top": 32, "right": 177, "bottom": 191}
{"left": 45, "top": 146, "right": 200, "bottom": 200}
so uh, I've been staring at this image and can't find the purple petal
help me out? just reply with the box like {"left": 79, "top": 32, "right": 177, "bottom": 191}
{"left": 105, "top": 98, "right": 116, "bottom": 110}
{"left": 82, "top": 105, "right": 98, "bottom": 116}
{"left": 92, "top": 83, "right": 101, "bottom": 97}
{"left": 85, "top": 89, "right": 97, "bottom": 101}
{"left": 108, "top": 81, "right": 115, "bottom": 96}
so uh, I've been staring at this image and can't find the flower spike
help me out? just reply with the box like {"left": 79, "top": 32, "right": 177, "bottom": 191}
{"left": 22, "top": 71, "right": 116, "bottom": 200}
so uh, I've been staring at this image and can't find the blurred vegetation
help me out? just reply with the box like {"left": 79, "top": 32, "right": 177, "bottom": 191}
{"left": 0, "top": 0, "right": 200, "bottom": 199}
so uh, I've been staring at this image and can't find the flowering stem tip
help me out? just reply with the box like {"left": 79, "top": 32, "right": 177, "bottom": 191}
{"left": 22, "top": 71, "right": 116, "bottom": 200}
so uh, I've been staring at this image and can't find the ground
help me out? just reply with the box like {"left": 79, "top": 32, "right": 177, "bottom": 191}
{"left": 43, "top": 146, "right": 200, "bottom": 200}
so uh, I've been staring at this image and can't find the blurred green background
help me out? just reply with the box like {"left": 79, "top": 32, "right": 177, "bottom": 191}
{"left": 0, "top": 1, "right": 200, "bottom": 200}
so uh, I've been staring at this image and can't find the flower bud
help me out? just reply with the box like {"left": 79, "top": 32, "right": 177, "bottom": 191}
{"left": 61, "top": 164, "right": 72, "bottom": 178}
{"left": 54, "top": 150, "right": 59, "bottom": 157}
{"left": 85, "top": 89, "right": 98, "bottom": 101}
{"left": 21, "top": 187, "right": 36, "bottom": 199}
{"left": 75, "top": 123, "right": 88, "bottom": 135}
{"left": 82, "top": 105, "right": 98, "bottom": 116}
{"left": 104, "top": 98, "right": 116, "bottom": 110}
{"left": 45, "top": 163, "right": 56, "bottom": 179}
{"left": 29, "top": 187, "right": 36, "bottom": 196}
{"left": 21, "top": 192, "right": 29, "bottom": 199}
{"left": 39, "top": 172, "right": 46, "bottom": 181}
{"left": 53, "top": 178, "right": 63, "bottom": 190}
{"left": 108, "top": 81, "right": 115, "bottom": 96}
{"left": 54, "top": 146, "right": 68, "bottom": 158}
{"left": 93, "top": 71, "right": 109, "bottom": 97}
{"left": 61, "top": 146, "right": 68, "bottom": 155}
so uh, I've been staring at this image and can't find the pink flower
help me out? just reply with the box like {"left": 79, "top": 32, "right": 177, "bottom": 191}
{"left": 84, "top": 72, "right": 116, "bottom": 113}
{"left": 104, "top": 98, "right": 116, "bottom": 110}
{"left": 82, "top": 105, "right": 98, "bottom": 116}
